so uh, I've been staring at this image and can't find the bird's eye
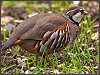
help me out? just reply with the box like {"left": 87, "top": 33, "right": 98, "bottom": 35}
{"left": 80, "top": 10, "right": 84, "bottom": 13}
{"left": 75, "top": 9, "right": 80, "bottom": 13}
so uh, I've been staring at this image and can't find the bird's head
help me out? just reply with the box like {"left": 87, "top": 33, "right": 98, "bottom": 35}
{"left": 63, "top": 6, "right": 88, "bottom": 25}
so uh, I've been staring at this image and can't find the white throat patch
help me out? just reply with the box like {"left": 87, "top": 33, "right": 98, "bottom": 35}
{"left": 72, "top": 12, "right": 83, "bottom": 23}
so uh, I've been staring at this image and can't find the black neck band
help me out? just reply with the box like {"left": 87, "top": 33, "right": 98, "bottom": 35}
{"left": 69, "top": 16, "right": 79, "bottom": 26}
{"left": 63, "top": 13, "right": 79, "bottom": 26}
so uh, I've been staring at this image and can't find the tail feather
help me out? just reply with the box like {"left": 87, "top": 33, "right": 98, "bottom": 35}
{"left": 1, "top": 43, "right": 8, "bottom": 51}
{"left": 1, "top": 40, "right": 12, "bottom": 51}
{"left": 1, "top": 38, "right": 18, "bottom": 51}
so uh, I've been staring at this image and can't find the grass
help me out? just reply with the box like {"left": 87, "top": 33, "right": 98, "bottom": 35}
{"left": 1, "top": 1, "right": 99, "bottom": 74}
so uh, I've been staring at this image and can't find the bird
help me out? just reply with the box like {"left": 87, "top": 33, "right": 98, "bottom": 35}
{"left": 1, "top": 6, "right": 88, "bottom": 65}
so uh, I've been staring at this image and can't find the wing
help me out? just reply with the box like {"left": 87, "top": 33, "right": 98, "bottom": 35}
{"left": 1, "top": 13, "right": 57, "bottom": 50}
{"left": 10, "top": 14, "right": 54, "bottom": 39}
{"left": 20, "top": 22, "right": 64, "bottom": 40}
{"left": 19, "top": 14, "right": 67, "bottom": 41}
{"left": 1, "top": 13, "right": 66, "bottom": 51}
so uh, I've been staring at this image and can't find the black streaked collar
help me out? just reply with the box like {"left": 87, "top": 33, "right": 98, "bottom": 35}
{"left": 63, "top": 13, "right": 79, "bottom": 26}
{"left": 69, "top": 16, "right": 79, "bottom": 26}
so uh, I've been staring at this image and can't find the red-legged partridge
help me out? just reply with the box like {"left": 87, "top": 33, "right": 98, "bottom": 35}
{"left": 1, "top": 6, "right": 88, "bottom": 64}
